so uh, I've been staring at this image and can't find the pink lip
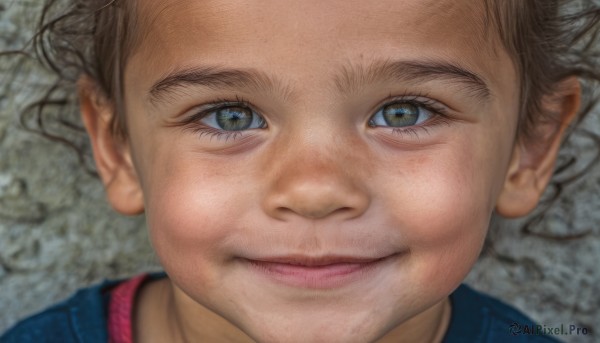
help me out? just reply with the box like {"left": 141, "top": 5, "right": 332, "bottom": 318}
{"left": 244, "top": 254, "right": 397, "bottom": 289}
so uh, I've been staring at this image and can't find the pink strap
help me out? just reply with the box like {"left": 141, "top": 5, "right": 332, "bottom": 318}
{"left": 108, "top": 274, "right": 148, "bottom": 343}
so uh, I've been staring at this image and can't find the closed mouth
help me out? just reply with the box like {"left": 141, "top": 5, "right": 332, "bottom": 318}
{"left": 248, "top": 254, "right": 387, "bottom": 266}
{"left": 243, "top": 252, "right": 401, "bottom": 289}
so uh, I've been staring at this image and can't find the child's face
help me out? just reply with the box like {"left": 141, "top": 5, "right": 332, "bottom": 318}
{"left": 115, "top": 0, "right": 521, "bottom": 341}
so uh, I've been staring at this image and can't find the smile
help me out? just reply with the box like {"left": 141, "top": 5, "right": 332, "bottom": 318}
{"left": 243, "top": 253, "right": 401, "bottom": 289}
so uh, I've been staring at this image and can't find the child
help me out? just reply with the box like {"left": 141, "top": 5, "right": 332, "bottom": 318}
{"left": 2, "top": 0, "right": 599, "bottom": 342}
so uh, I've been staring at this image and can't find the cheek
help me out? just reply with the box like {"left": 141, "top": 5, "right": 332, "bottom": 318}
{"left": 141, "top": 147, "right": 246, "bottom": 285}
{"left": 377, "top": 141, "right": 501, "bottom": 288}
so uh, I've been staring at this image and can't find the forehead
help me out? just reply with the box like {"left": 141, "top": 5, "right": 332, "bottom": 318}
{"left": 126, "top": 0, "right": 511, "bottom": 100}
{"left": 134, "top": 0, "right": 489, "bottom": 35}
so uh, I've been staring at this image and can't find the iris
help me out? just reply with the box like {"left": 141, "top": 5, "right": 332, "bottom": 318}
{"left": 215, "top": 107, "right": 254, "bottom": 131}
{"left": 381, "top": 103, "right": 419, "bottom": 127}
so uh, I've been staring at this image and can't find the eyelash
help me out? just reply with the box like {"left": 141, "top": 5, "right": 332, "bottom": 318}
{"left": 372, "top": 93, "right": 453, "bottom": 139}
{"left": 178, "top": 96, "right": 256, "bottom": 141}
{"left": 178, "top": 93, "right": 452, "bottom": 141}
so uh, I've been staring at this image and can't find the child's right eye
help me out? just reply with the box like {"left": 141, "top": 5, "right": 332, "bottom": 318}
{"left": 169, "top": 98, "right": 268, "bottom": 141}
{"left": 199, "top": 106, "right": 267, "bottom": 131}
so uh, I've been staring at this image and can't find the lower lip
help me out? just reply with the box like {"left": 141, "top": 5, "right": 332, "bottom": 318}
{"left": 244, "top": 255, "right": 396, "bottom": 289}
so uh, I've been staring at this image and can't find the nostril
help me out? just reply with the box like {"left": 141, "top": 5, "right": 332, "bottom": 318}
{"left": 262, "top": 162, "right": 370, "bottom": 221}
{"left": 274, "top": 204, "right": 359, "bottom": 221}
{"left": 332, "top": 206, "right": 354, "bottom": 216}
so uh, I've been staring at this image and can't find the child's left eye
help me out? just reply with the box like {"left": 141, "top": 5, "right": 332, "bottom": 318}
{"left": 368, "top": 101, "right": 433, "bottom": 128}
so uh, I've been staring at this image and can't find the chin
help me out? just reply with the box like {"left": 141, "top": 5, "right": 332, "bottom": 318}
{"left": 246, "top": 324, "right": 381, "bottom": 343}
{"left": 232, "top": 306, "right": 398, "bottom": 343}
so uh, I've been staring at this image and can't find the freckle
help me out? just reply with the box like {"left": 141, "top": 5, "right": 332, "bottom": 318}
{"left": 405, "top": 156, "right": 429, "bottom": 174}
{"left": 410, "top": 156, "right": 428, "bottom": 167}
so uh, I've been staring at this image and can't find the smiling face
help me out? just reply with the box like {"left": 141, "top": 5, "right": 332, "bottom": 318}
{"left": 82, "top": 0, "right": 546, "bottom": 341}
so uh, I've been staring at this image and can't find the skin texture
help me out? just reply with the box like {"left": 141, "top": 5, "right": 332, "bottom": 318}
{"left": 78, "top": 0, "right": 581, "bottom": 342}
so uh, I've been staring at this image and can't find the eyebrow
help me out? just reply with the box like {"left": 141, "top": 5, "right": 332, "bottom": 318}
{"left": 148, "top": 66, "right": 291, "bottom": 105}
{"left": 147, "top": 59, "right": 492, "bottom": 105}
{"left": 335, "top": 59, "right": 492, "bottom": 101}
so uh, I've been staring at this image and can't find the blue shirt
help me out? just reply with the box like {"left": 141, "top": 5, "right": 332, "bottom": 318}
{"left": 1, "top": 276, "right": 561, "bottom": 343}
{"left": 443, "top": 285, "right": 560, "bottom": 342}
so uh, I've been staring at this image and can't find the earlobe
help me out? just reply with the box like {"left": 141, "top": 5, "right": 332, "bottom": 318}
{"left": 495, "top": 147, "right": 541, "bottom": 217}
{"left": 78, "top": 76, "right": 144, "bottom": 215}
{"left": 496, "top": 77, "right": 581, "bottom": 218}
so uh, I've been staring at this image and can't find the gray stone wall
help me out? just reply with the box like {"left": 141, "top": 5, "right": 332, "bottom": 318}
{"left": 1, "top": 1, "right": 598, "bottom": 342}
{"left": 0, "top": 0, "right": 159, "bottom": 334}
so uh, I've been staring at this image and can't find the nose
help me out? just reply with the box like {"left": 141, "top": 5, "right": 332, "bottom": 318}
{"left": 262, "top": 138, "right": 370, "bottom": 221}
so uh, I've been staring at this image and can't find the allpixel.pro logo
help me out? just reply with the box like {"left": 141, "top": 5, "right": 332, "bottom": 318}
{"left": 509, "top": 322, "right": 522, "bottom": 336}
{"left": 509, "top": 322, "right": 591, "bottom": 337}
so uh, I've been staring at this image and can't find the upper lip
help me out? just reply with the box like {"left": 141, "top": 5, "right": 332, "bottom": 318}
{"left": 246, "top": 254, "right": 393, "bottom": 267}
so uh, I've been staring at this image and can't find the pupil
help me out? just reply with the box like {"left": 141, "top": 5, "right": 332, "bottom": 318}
{"left": 216, "top": 107, "right": 253, "bottom": 131}
{"left": 383, "top": 103, "right": 419, "bottom": 127}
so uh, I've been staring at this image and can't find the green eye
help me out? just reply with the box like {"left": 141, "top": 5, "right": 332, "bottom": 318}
{"left": 216, "top": 107, "right": 253, "bottom": 131}
{"left": 202, "top": 106, "right": 266, "bottom": 131}
{"left": 383, "top": 103, "right": 419, "bottom": 126}
{"left": 369, "top": 102, "right": 432, "bottom": 128}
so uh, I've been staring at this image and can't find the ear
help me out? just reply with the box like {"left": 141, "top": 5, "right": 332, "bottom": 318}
{"left": 496, "top": 77, "right": 581, "bottom": 218}
{"left": 78, "top": 76, "right": 144, "bottom": 215}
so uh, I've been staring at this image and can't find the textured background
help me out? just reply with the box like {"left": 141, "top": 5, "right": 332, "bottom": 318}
{"left": 1, "top": 1, "right": 599, "bottom": 342}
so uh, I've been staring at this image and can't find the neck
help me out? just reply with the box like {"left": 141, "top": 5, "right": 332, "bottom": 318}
{"left": 376, "top": 297, "right": 451, "bottom": 343}
{"left": 135, "top": 279, "right": 254, "bottom": 343}
{"left": 168, "top": 284, "right": 255, "bottom": 343}
{"left": 136, "top": 279, "right": 451, "bottom": 343}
